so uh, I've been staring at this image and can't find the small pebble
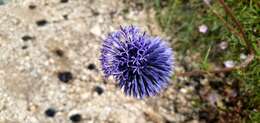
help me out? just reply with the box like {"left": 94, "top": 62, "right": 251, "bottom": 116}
{"left": 28, "top": 4, "right": 36, "bottom": 9}
{"left": 60, "top": 0, "right": 69, "bottom": 3}
{"left": 54, "top": 49, "right": 64, "bottom": 57}
{"left": 87, "top": 63, "right": 96, "bottom": 70}
{"left": 58, "top": 71, "right": 73, "bottom": 83}
{"left": 94, "top": 86, "right": 104, "bottom": 95}
{"left": 22, "top": 45, "right": 28, "bottom": 49}
{"left": 45, "top": 108, "right": 56, "bottom": 117}
{"left": 91, "top": 9, "right": 100, "bottom": 16}
{"left": 36, "top": 19, "right": 48, "bottom": 27}
{"left": 63, "top": 14, "right": 68, "bottom": 20}
{"left": 22, "top": 35, "right": 34, "bottom": 41}
{"left": 69, "top": 114, "right": 82, "bottom": 122}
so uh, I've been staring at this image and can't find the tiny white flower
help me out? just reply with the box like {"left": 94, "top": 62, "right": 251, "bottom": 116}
{"left": 198, "top": 24, "right": 208, "bottom": 34}
{"left": 218, "top": 41, "right": 228, "bottom": 50}
{"left": 224, "top": 60, "right": 235, "bottom": 68}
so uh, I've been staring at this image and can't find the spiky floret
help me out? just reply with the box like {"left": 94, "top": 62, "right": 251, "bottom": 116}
{"left": 100, "top": 26, "right": 174, "bottom": 98}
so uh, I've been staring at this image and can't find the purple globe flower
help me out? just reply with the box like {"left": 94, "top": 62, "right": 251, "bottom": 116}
{"left": 100, "top": 26, "right": 174, "bottom": 98}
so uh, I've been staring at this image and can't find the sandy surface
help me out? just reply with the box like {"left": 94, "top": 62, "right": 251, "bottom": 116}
{"left": 0, "top": 0, "right": 199, "bottom": 123}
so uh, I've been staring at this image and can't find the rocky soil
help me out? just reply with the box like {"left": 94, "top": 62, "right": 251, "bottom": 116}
{"left": 0, "top": 0, "right": 199, "bottom": 123}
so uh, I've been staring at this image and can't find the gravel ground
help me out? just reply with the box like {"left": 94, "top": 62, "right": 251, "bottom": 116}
{"left": 0, "top": 0, "right": 199, "bottom": 123}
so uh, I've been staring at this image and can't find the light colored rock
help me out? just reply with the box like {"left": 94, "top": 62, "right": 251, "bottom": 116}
{"left": 90, "top": 24, "right": 102, "bottom": 37}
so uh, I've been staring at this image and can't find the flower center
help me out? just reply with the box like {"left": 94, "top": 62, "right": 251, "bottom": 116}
{"left": 115, "top": 44, "right": 147, "bottom": 74}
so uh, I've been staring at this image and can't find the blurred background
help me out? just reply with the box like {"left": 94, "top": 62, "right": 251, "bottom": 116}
{"left": 0, "top": 0, "right": 259, "bottom": 123}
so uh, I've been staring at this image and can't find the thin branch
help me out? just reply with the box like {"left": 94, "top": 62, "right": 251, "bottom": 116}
{"left": 176, "top": 56, "right": 254, "bottom": 77}
{"left": 218, "top": 0, "right": 246, "bottom": 38}
{"left": 176, "top": 53, "right": 254, "bottom": 77}
{"left": 217, "top": 0, "right": 254, "bottom": 53}
{"left": 204, "top": 2, "right": 244, "bottom": 43}
{"left": 211, "top": 8, "right": 243, "bottom": 40}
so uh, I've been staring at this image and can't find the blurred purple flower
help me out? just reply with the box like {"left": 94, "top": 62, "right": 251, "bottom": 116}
{"left": 100, "top": 26, "right": 174, "bottom": 98}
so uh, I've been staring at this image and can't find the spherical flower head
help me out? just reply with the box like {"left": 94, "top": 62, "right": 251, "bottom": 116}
{"left": 100, "top": 26, "right": 174, "bottom": 99}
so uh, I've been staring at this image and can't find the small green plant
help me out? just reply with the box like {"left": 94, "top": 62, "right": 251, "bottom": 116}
{"left": 200, "top": 46, "right": 211, "bottom": 70}
{"left": 150, "top": 0, "right": 260, "bottom": 122}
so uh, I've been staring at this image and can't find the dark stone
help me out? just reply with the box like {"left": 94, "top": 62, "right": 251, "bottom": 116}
{"left": 87, "top": 63, "right": 96, "bottom": 70}
{"left": 58, "top": 71, "right": 73, "bottom": 83}
{"left": 22, "top": 45, "right": 28, "bottom": 49}
{"left": 45, "top": 108, "right": 56, "bottom": 117}
{"left": 63, "top": 14, "right": 68, "bottom": 20}
{"left": 22, "top": 35, "right": 34, "bottom": 41}
{"left": 91, "top": 9, "right": 99, "bottom": 16}
{"left": 184, "top": 81, "right": 191, "bottom": 86}
{"left": 60, "top": 0, "right": 69, "bottom": 3}
{"left": 94, "top": 86, "right": 104, "bottom": 95}
{"left": 36, "top": 20, "right": 48, "bottom": 27}
{"left": 54, "top": 49, "right": 64, "bottom": 57}
{"left": 28, "top": 4, "right": 37, "bottom": 9}
{"left": 69, "top": 114, "right": 82, "bottom": 122}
